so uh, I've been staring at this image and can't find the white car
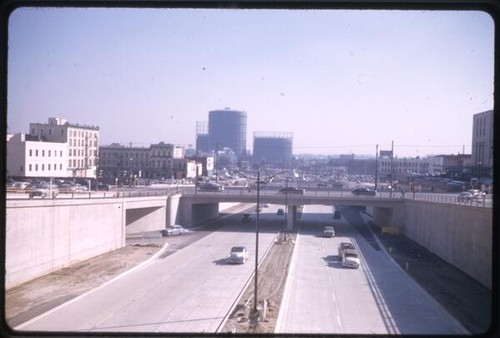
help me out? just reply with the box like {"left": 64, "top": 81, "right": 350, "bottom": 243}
{"left": 227, "top": 246, "right": 249, "bottom": 264}
{"left": 342, "top": 249, "right": 360, "bottom": 269}
{"left": 323, "top": 226, "right": 335, "bottom": 237}
{"left": 161, "top": 225, "right": 186, "bottom": 236}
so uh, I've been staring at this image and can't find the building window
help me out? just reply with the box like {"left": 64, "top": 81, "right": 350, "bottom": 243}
{"left": 35, "top": 164, "right": 38, "bottom": 171}
{"left": 35, "top": 150, "right": 38, "bottom": 156}
{"left": 42, "top": 164, "right": 44, "bottom": 171}
{"left": 49, "top": 129, "right": 52, "bottom": 135}
{"left": 29, "top": 149, "right": 32, "bottom": 156}
{"left": 29, "top": 164, "right": 32, "bottom": 171}
{"left": 48, "top": 164, "right": 51, "bottom": 170}
{"left": 48, "top": 150, "right": 51, "bottom": 157}
{"left": 60, "top": 150, "right": 63, "bottom": 157}
{"left": 42, "top": 150, "right": 45, "bottom": 157}
{"left": 20, "top": 165, "right": 23, "bottom": 172}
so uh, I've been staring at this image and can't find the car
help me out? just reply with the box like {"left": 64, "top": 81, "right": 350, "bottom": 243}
{"left": 161, "top": 224, "right": 186, "bottom": 236}
{"left": 342, "top": 248, "right": 361, "bottom": 269}
{"left": 198, "top": 182, "right": 224, "bottom": 192}
{"left": 333, "top": 210, "right": 341, "bottom": 219}
{"left": 10, "top": 181, "right": 30, "bottom": 191}
{"left": 227, "top": 246, "right": 249, "bottom": 264}
{"left": 352, "top": 188, "right": 377, "bottom": 196}
{"left": 323, "top": 226, "right": 335, "bottom": 237}
{"left": 467, "top": 189, "right": 485, "bottom": 199}
{"left": 279, "top": 187, "right": 305, "bottom": 195}
{"left": 26, "top": 183, "right": 59, "bottom": 198}
{"left": 277, "top": 208, "right": 285, "bottom": 215}
{"left": 241, "top": 213, "right": 252, "bottom": 222}
{"left": 457, "top": 191, "right": 474, "bottom": 202}
{"left": 338, "top": 241, "right": 355, "bottom": 257}
{"left": 262, "top": 203, "right": 270, "bottom": 208}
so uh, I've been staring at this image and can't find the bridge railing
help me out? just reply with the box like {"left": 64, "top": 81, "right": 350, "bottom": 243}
{"left": 6, "top": 186, "right": 492, "bottom": 208}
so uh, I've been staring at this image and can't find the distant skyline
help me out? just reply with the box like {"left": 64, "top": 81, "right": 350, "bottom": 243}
{"left": 7, "top": 7, "right": 494, "bottom": 157}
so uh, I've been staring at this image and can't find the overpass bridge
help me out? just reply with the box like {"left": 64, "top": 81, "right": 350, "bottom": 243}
{"left": 177, "top": 189, "right": 405, "bottom": 231}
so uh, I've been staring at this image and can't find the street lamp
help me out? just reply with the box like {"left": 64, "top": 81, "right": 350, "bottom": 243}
{"left": 251, "top": 169, "right": 288, "bottom": 316}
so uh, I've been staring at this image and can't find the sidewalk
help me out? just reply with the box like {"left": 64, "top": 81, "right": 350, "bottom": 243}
{"left": 5, "top": 242, "right": 163, "bottom": 329}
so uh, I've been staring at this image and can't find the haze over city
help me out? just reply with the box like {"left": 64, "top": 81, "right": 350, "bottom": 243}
{"left": 7, "top": 7, "right": 494, "bottom": 157}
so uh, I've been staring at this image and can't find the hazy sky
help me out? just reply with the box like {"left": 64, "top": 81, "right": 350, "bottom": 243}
{"left": 7, "top": 7, "right": 494, "bottom": 157}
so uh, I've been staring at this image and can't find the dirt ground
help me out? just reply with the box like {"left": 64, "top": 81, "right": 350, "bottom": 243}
{"left": 221, "top": 232, "right": 297, "bottom": 334}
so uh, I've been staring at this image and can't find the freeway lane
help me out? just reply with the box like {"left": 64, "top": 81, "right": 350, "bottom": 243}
{"left": 16, "top": 209, "right": 283, "bottom": 333}
{"left": 276, "top": 205, "right": 468, "bottom": 334}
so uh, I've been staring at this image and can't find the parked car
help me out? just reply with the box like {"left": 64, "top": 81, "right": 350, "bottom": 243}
{"left": 352, "top": 188, "right": 377, "bottom": 196}
{"left": 277, "top": 208, "right": 285, "bottom": 215}
{"left": 227, "top": 246, "right": 249, "bottom": 264}
{"left": 279, "top": 187, "right": 305, "bottom": 195}
{"left": 161, "top": 225, "right": 186, "bottom": 236}
{"left": 467, "top": 189, "right": 485, "bottom": 199}
{"left": 26, "top": 183, "right": 59, "bottom": 198}
{"left": 323, "top": 226, "right": 335, "bottom": 237}
{"left": 457, "top": 191, "right": 474, "bottom": 202}
{"left": 10, "top": 181, "right": 30, "bottom": 191}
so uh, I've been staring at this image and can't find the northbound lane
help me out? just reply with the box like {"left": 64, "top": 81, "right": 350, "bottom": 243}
{"left": 275, "top": 205, "right": 468, "bottom": 334}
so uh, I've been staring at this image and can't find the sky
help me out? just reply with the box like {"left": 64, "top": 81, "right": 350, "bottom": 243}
{"left": 7, "top": 7, "right": 494, "bottom": 157}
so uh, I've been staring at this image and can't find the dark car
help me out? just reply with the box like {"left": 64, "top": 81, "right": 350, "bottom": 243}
{"left": 279, "top": 187, "right": 305, "bottom": 195}
{"left": 352, "top": 188, "right": 376, "bottom": 196}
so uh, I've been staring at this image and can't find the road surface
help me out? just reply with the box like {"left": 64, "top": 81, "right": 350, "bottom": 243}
{"left": 16, "top": 208, "right": 283, "bottom": 333}
{"left": 275, "top": 204, "right": 468, "bottom": 334}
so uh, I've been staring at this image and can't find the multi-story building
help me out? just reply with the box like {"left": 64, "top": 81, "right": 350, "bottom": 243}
{"left": 99, "top": 142, "right": 187, "bottom": 183}
{"left": 471, "top": 109, "right": 494, "bottom": 177}
{"left": 29, "top": 117, "right": 99, "bottom": 178}
{"left": 7, "top": 133, "right": 68, "bottom": 178}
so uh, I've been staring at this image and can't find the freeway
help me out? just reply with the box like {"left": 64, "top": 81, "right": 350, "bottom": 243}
{"left": 16, "top": 206, "right": 284, "bottom": 333}
{"left": 275, "top": 205, "right": 468, "bottom": 334}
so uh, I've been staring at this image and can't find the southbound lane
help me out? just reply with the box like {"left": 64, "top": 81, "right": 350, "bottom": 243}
{"left": 16, "top": 207, "right": 284, "bottom": 333}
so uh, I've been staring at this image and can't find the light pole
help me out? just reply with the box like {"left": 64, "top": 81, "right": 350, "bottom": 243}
{"left": 253, "top": 170, "right": 260, "bottom": 315}
{"left": 251, "top": 169, "right": 288, "bottom": 316}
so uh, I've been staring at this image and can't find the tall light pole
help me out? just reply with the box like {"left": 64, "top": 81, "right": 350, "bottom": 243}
{"left": 252, "top": 169, "right": 288, "bottom": 315}
{"left": 253, "top": 170, "right": 260, "bottom": 314}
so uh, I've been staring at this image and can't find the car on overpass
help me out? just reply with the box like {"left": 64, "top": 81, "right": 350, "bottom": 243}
{"left": 227, "top": 246, "right": 249, "bottom": 264}
{"left": 279, "top": 187, "right": 305, "bottom": 195}
{"left": 352, "top": 187, "right": 377, "bottom": 196}
{"left": 457, "top": 191, "right": 474, "bottom": 203}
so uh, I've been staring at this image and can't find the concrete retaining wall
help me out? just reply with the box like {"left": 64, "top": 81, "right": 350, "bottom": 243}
{"left": 6, "top": 199, "right": 125, "bottom": 289}
{"left": 403, "top": 200, "right": 492, "bottom": 289}
{"left": 368, "top": 201, "right": 492, "bottom": 289}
